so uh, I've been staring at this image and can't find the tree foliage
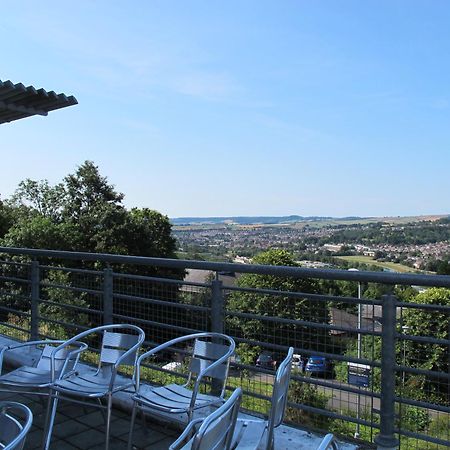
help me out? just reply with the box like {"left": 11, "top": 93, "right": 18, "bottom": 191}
{"left": 401, "top": 288, "right": 450, "bottom": 401}
{"left": 227, "top": 249, "right": 329, "bottom": 352}
{"left": 335, "top": 287, "right": 450, "bottom": 404}
{"left": 286, "top": 379, "right": 331, "bottom": 430}
{"left": 0, "top": 199, "right": 16, "bottom": 239}
{"left": 1, "top": 161, "right": 182, "bottom": 339}
{"left": 4, "top": 161, "right": 177, "bottom": 260}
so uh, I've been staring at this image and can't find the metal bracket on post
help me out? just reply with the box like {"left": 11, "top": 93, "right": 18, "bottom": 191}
{"left": 30, "top": 260, "right": 40, "bottom": 341}
{"left": 375, "top": 293, "right": 399, "bottom": 450}
{"left": 103, "top": 267, "right": 113, "bottom": 326}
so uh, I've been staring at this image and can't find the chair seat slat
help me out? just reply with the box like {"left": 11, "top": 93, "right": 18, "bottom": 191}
{"left": 0, "top": 367, "right": 53, "bottom": 387}
{"left": 134, "top": 384, "right": 220, "bottom": 411}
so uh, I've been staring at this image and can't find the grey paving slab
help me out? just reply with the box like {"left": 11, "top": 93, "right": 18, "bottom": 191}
{"left": 2, "top": 393, "right": 176, "bottom": 449}
{"left": 0, "top": 391, "right": 356, "bottom": 449}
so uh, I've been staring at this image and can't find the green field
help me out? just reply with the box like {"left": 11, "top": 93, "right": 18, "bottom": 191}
{"left": 336, "top": 255, "right": 419, "bottom": 273}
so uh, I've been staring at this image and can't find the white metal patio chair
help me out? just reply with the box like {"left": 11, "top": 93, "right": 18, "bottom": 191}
{"left": 232, "top": 347, "right": 294, "bottom": 450}
{"left": 0, "top": 339, "right": 87, "bottom": 397}
{"left": 0, "top": 401, "right": 33, "bottom": 450}
{"left": 169, "top": 387, "right": 242, "bottom": 450}
{"left": 127, "top": 332, "right": 235, "bottom": 450}
{"left": 43, "top": 324, "right": 145, "bottom": 450}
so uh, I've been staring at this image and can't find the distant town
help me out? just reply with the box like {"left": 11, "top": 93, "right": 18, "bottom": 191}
{"left": 173, "top": 214, "right": 450, "bottom": 273}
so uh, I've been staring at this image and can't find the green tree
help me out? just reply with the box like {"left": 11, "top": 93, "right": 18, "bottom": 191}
{"left": 227, "top": 249, "right": 329, "bottom": 352}
{"left": 10, "top": 179, "right": 65, "bottom": 221}
{"left": 335, "top": 287, "right": 450, "bottom": 404}
{"left": 402, "top": 288, "right": 450, "bottom": 401}
{"left": 286, "top": 380, "right": 331, "bottom": 430}
{"left": 1, "top": 161, "right": 183, "bottom": 340}
{"left": 2, "top": 216, "right": 80, "bottom": 250}
{"left": 4, "top": 161, "right": 178, "bottom": 260}
{"left": 0, "top": 199, "right": 15, "bottom": 239}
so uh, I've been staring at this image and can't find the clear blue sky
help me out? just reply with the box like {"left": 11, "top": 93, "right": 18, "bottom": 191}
{"left": 2, "top": 1, "right": 450, "bottom": 218}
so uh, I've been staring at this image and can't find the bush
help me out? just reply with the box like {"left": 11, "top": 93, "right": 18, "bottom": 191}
{"left": 286, "top": 379, "right": 331, "bottom": 430}
{"left": 397, "top": 405, "right": 431, "bottom": 432}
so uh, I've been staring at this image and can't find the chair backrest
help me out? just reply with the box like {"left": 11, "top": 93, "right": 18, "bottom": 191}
{"left": 189, "top": 338, "right": 232, "bottom": 381}
{"left": 191, "top": 387, "right": 242, "bottom": 450}
{"left": 99, "top": 328, "right": 143, "bottom": 367}
{"left": 36, "top": 343, "right": 82, "bottom": 374}
{"left": 0, "top": 402, "right": 33, "bottom": 450}
{"left": 265, "top": 347, "right": 294, "bottom": 448}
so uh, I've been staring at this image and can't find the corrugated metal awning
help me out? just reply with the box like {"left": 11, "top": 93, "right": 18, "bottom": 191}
{"left": 0, "top": 79, "right": 78, "bottom": 124}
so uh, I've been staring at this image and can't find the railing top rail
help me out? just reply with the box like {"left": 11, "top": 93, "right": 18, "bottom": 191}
{"left": 1, "top": 246, "right": 450, "bottom": 287}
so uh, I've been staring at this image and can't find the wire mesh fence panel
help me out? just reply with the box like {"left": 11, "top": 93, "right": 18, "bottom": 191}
{"left": 39, "top": 265, "right": 103, "bottom": 340}
{"left": 396, "top": 296, "right": 450, "bottom": 450}
{"left": 112, "top": 272, "right": 211, "bottom": 346}
{"left": 0, "top": 249, "right": 449, "bottom": 448}
{"left": 0, "top": 260, "right": 31, "bottom": 341}
{"left": 223, "top": 277, "right": 382, "bottom": 441}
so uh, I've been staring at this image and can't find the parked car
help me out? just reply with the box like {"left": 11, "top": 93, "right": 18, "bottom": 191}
{"left": 229, "top": 354, "right": 242, "bottom": 375}
{"left": 291, "top": 354, "right": 307, "bottom": 371}
{"left": 305, "top": 356, "right": 332, "bottom": 377}
{"left": 256, "top": 352, "right": 277, "bottom": 370}
{"left": 161, "top": 361, "right": 182, "bottom": 372}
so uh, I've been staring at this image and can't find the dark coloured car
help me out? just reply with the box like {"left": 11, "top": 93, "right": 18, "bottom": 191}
{"left": 305, "top": 356, "right": 332, "bottom": 376}
{"left": 256, "top": 352, "right": 277, "bottom": 370}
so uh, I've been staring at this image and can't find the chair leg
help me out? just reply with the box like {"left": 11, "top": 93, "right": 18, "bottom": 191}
{"left": 127, "top": 402, "right": 138, "bottom": 450}
{"left": 105, "top": 394, "right": 112, "bottom": 450}
{"left": 97, "top": 398, "right": 107, "bottom": 424}
{"left": 42, "top": 391, "right": 59, "bottom": 450}
{"left": 140, "top": 406, "right": 148, "bottom": 435}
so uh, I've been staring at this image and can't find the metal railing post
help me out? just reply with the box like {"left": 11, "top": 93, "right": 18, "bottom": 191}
{"left": 103, "top": 267, "right": 113, "bottom": 325}
{"left": 375, "top": 293, "right": 399, "bottom": 450}
{"left": 210, "top": 274, "right": 224, "bottom": 395}
{"left": 30, "top": 260, "right": 40, "bottom": 341}
{"left": 210, "top": 275, "right": 224, "bottom": 334}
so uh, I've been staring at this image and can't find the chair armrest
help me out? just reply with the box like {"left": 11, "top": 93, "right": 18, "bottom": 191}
{"left": 0, "top": 340, "right": 66, "bottom": 374}
{"left": 110, "top": 335, "right": 145, "bottom": 390}
{"left": 196, "top": 336, "right": 235, "bottom": 384}
{"left": 169, "top": 419, "right": 203, "bottom": 450}
{"left": 136, "top": 333, "right": 235, "bottom": 392}
{"left": 50, "top": 341, "right": 88, "bottom": 382}
{"left": 192, "top": 343, "right": 235, "bottom": 405}
{"left": 317, "top": 433, "right": 338, "bottom": 450}
{"left": 134, "top": 336, "right": 195, "bottom": 390}
{"left": 189, "top": 348, "right": 235, "bottom": 411}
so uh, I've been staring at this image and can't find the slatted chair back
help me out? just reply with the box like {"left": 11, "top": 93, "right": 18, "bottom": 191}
{"left": 191, "top": 387, "right": 242, "bottom": 450}
{"left": 36, "top": 345, "right": 71, "bottom": 373}
{"left": 100, "top": 330, "right": 142, "bottom": 367}
{"left": 189, "top": 338, "right": 232, "bottom": 381}
{"left": 265, "top": 347, "right": 294, "bottom": 448}
{"left": 42, "top": 325, "right": 145, "bottom": 450}
{"left": 0, "top": 402, "right": 33, "bottom": 450}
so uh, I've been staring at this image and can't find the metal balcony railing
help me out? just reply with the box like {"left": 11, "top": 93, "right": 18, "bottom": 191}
{"left": 0, "top": 246, "right": 449, "bottom": 449}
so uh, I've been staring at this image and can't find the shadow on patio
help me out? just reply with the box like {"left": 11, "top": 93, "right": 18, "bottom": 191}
{"left": 0, "top": 391, "right": 177, "bottom": 450}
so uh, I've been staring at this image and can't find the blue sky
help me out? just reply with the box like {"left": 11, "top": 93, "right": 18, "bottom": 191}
{"left": 2, "top": 1, "right": 450, "bottom": 217}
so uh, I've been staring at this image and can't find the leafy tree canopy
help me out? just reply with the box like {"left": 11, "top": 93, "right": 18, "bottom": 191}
{"left": 0, "top": 199, "right": 15, "bottom": 239}
{"left": 2, "top": 161, "right": 177, "bottom": 260}
{"left": 227, "top": 249, "right": 329, "bottom": 351}
{"left": 402, "top": 288, "right": 450, "bottom": 376}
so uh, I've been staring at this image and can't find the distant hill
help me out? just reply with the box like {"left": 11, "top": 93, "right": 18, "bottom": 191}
{"left": 171, "top": 215, "right": 354, "bottom": 225}
{"left": 171, "top": 214, "right": 449, "bottom": 226}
